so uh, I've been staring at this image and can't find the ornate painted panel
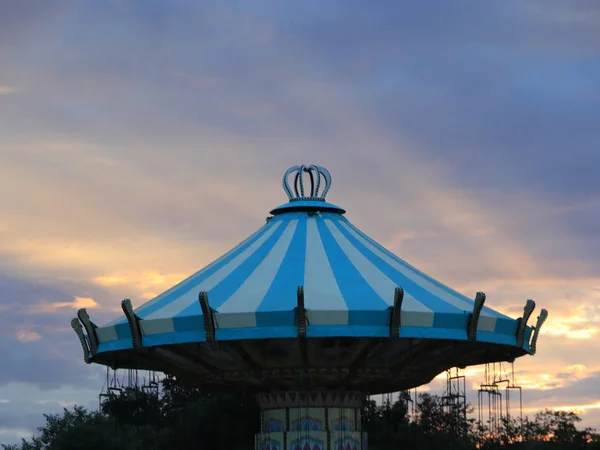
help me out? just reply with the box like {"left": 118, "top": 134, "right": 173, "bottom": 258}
{"left": 264, "top": 409, "right": 286, "bottom": 432}
{"left": 257, "top": 432, "right": 284, "bottom": 450}
{"left": 287, "top": 431, "right": 327, "bottom": 450}
{"left": 328, "top": 408, "right": 355, "bottom": 432}
{"left": 289, "top": 407, "right": 326, "bottom": 432}
{"left": 332, "top": 437, "right": 360, "bottom": 450}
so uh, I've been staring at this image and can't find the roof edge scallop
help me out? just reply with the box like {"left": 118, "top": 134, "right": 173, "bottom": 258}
{"left": 270, "top": 200, "right": 346, "bottom": 215}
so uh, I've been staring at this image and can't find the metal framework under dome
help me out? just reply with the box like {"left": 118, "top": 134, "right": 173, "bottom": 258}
{"left": 72, "top": 164, "right": 548, "bottom": 448}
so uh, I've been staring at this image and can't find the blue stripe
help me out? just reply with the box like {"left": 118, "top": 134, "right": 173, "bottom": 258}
{"left": 137, "top": 222, "right": 274, "bottom": 319}
{"left": 398, "top": 326, "right": 467, "bottom": 340}
{"left": 495, "top": 317, "right": 517, "bottom": 335}
{"left": 173, "top": 315, "right": 205, "bottom": 335}
{"left": 477, "top": 331, "right": 517, "bottom": 346}
{"left": 256, "top": 216, "right": 307, "bottom": 327}
{"left": 217, "top": 326, "right": 297, "bottom": 340}
{"left": 97, "top": 323, "right": 521, "bottom": 350}
{"left": 307, "top": 325, "right": 388, "bottom": 338}
{"left": 343, "top": 220, "right": 506, "bottom": 319}
{"left": 331, "top": 218, "right": 462, "bottom": 318}
{"left": 176, "top": 219, "right": 291, "bottom": 316}
{"left": 432, "top": 312, "right": 470, "bottom": 329}
{"left": 115, "top": 323, "right": 132, "bottom": 341}
{"left": 315, "top": 216, "right": 389, "bottom": 326}
{"left": 96, "top": 314, "right": 521, "bottom": 351}
{"left": 98, "top": 340, "right": 132, "bottom": 353}
{"left": 144, "top": 330, "right": 206, "bottom": 346}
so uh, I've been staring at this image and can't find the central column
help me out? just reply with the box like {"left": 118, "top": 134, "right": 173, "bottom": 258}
{"left": 255, "top": 391, "right": 367, "bottom": 450}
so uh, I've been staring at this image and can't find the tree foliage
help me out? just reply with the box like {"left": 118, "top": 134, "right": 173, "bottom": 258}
{"left": 3, "top": 379, "right": 599, "bottom": 450}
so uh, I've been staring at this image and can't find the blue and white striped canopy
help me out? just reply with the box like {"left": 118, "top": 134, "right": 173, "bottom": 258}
{"left": 95, "top": 175, "right": 527, "bottom": 354}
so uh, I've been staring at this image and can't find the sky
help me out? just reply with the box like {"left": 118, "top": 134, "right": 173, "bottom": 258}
{"left": 1, "top": 0, "right": 599, "bottom": 445}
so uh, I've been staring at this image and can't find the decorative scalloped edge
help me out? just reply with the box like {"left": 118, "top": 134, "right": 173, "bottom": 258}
{"left": 71, "top": 318, "right": 91, "bottom": 364}
{"left": 121, "top": 298, "right": 143, "bottom": 349}
{"left": 289, "top": 197, "right": 326, "bottom": 203}
{"left": 516, "top": 299, "right": 536, "bottom": 348}
{"left": 77, "top": 308, "right": 98, "bottom": 355}
{"left": 257, "top": 390, "right": 364, "bottom": 409}
{"left": 467, "top": 292, "right": 486, "bottom": 341}
{"left": 530, "top": 308, "right": 548, "bottom": 355}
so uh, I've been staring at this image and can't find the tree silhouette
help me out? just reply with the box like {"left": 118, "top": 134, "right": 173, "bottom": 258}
{"left": 3, "top": 381, "right": 599, "bottom": 450}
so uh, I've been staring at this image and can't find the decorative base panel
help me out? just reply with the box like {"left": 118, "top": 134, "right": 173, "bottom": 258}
{"left": 255, "top": 391, "right": 367, "bottom": 450}
{"left": 256, "top": 431, "right": 367, "bottom": 450}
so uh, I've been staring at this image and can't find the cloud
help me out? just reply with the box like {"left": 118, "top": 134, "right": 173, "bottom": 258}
{"left": 0, "top": 427, "right": 33, "bottom": 445}
{"left": 552, "top": 401, "right": 600, "bottom": 416}
{"left": 93, "top": 271, "right": 188, "bottom": 301}
{"left": 0, "top": 381, "right": 102, "bottom": 447}
{"left": 0, "top": 266, "right": 114, "bottom": 393}
{"left": 16, "top": 330, "right": 42, "bottom": 342}
{"left": 59, "top": 296, "right": 97, "bottom": 309}
{"left": 0, "top": 85, "right": 15, "bottom": 95}
{"left": 35, "top": 400, "right": 76, "bottom": 408}
{"left": 426, "top": 365, "right": 600, "bottom": 429}
{"left": 27, "top": 296, "right": 98, "bottom": 314}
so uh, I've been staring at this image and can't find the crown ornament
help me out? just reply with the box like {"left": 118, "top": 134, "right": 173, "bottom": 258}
{"left": 282, "top": 165, "right": 332, "bottom": 202}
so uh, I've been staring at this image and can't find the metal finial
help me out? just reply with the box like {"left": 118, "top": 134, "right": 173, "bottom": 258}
{"left": 282, "top": 165, "right": 332, "bottom": 202}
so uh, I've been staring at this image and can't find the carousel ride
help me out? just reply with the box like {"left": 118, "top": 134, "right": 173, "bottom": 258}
{"left": 72, "top": 165, "right": 548, "bottom": 450}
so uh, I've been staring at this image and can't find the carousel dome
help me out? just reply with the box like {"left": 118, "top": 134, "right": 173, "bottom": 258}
{"left": 72, "top": 165, "right": 546, "bottom": 394}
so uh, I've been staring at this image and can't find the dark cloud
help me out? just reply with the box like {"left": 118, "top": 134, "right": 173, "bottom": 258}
{"left": 523, "top": 372, "right": 600, "bottom": 404}
{"left": 0, "top": 1, "right": 71, "bottom": 50}
{"left": 0, "top": 382, "right": 102, "bottom": 447}
{"left": 3, "top": 1, "right": 597, "bottom": 215}
{"left": 0, "top": 261, "right": 114, "bottom": 390}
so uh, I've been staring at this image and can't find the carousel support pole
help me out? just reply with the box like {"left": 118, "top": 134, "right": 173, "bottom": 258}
{"left": 295, "top": 286, "right": 309, "bottom": 388}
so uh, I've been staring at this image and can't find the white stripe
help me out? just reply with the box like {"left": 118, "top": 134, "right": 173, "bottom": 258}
{"left": 304, "top": 218, "right": 348, "bottom": 322}
{"left": 104, "top": 223, "right": 271, "bottom": 326}
{"left": 132, "top": 223, "right": 270, "bottom": 320}
{"left": 104, "top": 316, "right": 128, "bottom": 327}
{"left": 477, "top": 316, "right": 497, "bottom": 332}
{"left": 339, "top": 221, "right": 499, "bottom": 316}
{"left": 324, "top": 219, "right": 432, "bottom": 313}
{"left": 140, "top": 318, "right": 175, "bottom": 335}
{"left": 306, "top": 310, "right": 349, "bottom": 326}
{"left": 218, "top": 220, "right": 299, "bottom": 324}
{"left": 145, "top": 221, "right": 284, "bottom": 319}
{"left": 214, "top": 312, "right": 256, "bottom": 329}
{"left": 401, "top": 311, "right": 436, "bottom": 328}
